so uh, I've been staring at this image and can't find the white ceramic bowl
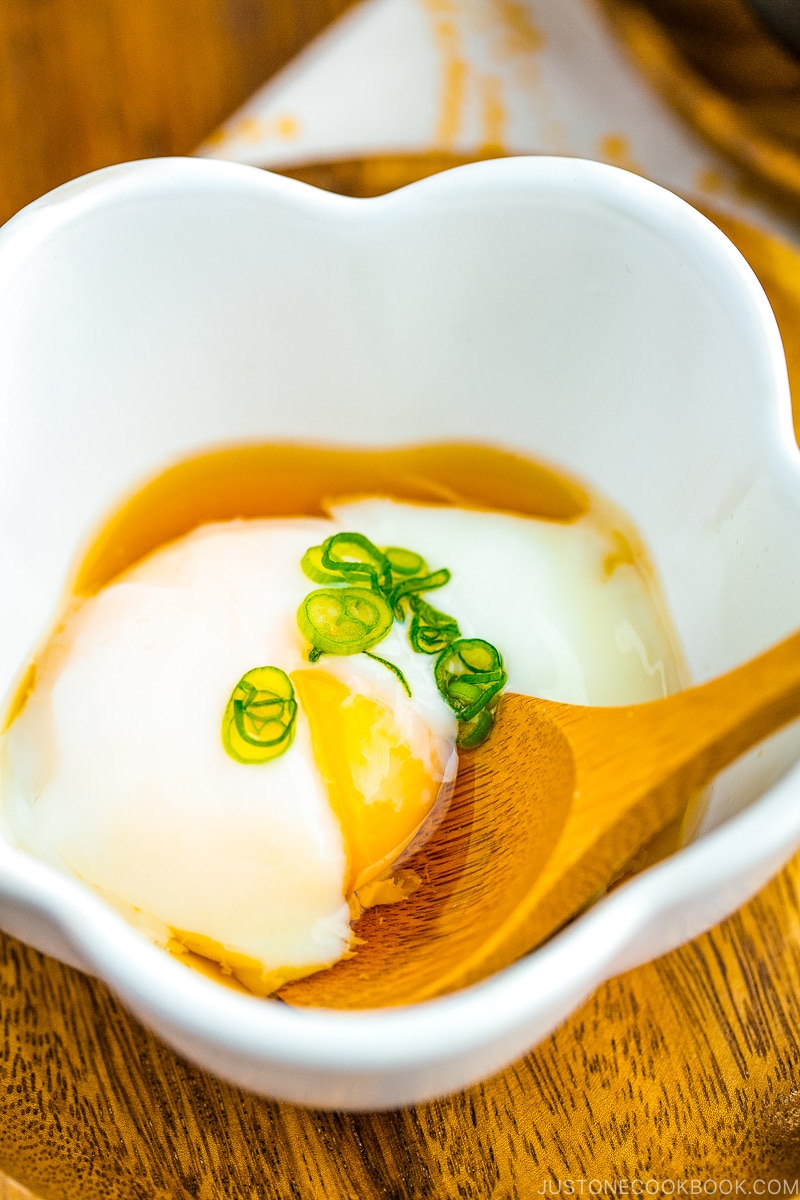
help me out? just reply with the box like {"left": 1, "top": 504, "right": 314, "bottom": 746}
{"left": 0, "top": 156, "right": 799, "bottom": 1111}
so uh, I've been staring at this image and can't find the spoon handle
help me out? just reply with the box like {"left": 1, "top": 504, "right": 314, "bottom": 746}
{"left": 551, "top": 628, "right": 800, "bottom": 844}
{"left": 588, "top": 627, "right": 800, "bottom": 807}
{"left": 459, "top": 630, "right": 800, "bottom": 992}
{"left": 530, "top": 626, "right": 800, "bottom": 903}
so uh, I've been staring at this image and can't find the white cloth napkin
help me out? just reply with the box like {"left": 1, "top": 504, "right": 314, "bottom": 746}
{"left": 197, "top": 0, "right": 799, "bottom": 244}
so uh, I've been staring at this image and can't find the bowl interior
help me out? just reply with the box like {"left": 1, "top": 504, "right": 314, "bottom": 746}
{"left": 0, "top": 155, "right": 798, "bottom": 839}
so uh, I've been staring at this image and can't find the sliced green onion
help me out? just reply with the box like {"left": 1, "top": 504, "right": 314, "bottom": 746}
{"left": 222, "top": 666, "right": 297, "bottom": 764}
{"left": 364, "top": 651, "right": 412, "bottom": 697}
{"left": 298, "top": 532, "right": 507, "bottom": 750}
{"left": 388, "top": 567, "right": 451, "bottom": 620}
{"left": 434, "top": 638, "right": 507, "bottom": 721}
{"left": 298, "top": 587, "right": 393, "bottom": 656}
{"left": 452, "top": 639, "right": 503, "bottom": 675}
{"left": 301, "top": 544, "right": 350, "bottom": 585}
{"left": 321, "top": 532, "right": 392, "bottom": 593}
{"left": 382, "top": 546, "right": 427, "bottom": 578}
{"left": 408, "top": 595, "right": 460, "bottom": 655}
{"left": 456, "top": 706, "right": 496, "bottom": 749}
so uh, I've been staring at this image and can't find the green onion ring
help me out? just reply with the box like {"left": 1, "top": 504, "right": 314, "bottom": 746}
{"left": 383, "top": 545, "right": 427, "bottom": 578}
{"left": 408, "top": 595, "right": 461, "bottom": 655}
{"left": 222, "top": 666, "right": 297, "bottom": 764}
{"left": 321, "top": 532, "right": 392, "bottom": 593}
{"left": 434, "top": 637, "right": 507, "bottom": 722}
{"left": 298, "top": 586, "right": 394, "bottom": 656}
{"left": 388, "top": 567, "right": 451, "bottom": 619}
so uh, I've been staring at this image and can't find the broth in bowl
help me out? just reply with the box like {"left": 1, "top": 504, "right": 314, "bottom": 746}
{"left": 0, "top": 442, "right": 685, "bottom": 998}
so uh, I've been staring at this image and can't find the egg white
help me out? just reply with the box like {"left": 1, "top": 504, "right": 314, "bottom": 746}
{"left": 330, "top": 498, "right": 682, "bottom": 705}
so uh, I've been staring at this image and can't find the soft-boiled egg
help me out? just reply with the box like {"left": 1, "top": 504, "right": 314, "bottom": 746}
{"left": 0, "top": 497, "right": 682, "bottom": 994}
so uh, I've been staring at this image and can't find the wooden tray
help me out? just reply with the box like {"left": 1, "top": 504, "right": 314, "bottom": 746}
{"left": 2, "top": 153, "right": 800, "bottom": 1197}
{"left": 3, "top": 0, "right": 800, "bottom": 1188}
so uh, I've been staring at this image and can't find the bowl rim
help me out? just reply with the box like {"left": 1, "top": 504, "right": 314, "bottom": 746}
{"left": 1, "top": 153, "right": 798, "bottom": 1103}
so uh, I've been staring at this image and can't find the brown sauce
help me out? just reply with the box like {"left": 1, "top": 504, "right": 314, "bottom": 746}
{"left": 5, "top": 442, "right": 592, "bottom": 732}
{"left": 63, "top": 441, "right": 592, "bottom": 993}
{"left": 3, "top": 441, "right": 689, "bottom": 995}
{"left": 72, "top": 441, "right": 589, "bottom": 596}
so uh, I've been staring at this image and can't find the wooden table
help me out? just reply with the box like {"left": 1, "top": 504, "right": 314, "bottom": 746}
{"left": 3, "top": 2, "right": 800, "bottom": 1195}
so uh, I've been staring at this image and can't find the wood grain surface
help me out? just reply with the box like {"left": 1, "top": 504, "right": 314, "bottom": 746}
{"left": 0, "top": 0, "right": 355, "bottom": 226}
{"left": 3, "top": 2, "right": 800, "bottom": 1197}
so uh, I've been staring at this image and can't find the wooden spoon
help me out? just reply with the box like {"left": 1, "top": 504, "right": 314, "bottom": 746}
{"left": 279, "top": 629, "right": 800, "bottom": 1010}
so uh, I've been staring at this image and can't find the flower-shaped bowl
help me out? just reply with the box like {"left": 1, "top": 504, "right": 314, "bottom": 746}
{"left": 0, "top": 156, "right": 798, "bottom": 1110}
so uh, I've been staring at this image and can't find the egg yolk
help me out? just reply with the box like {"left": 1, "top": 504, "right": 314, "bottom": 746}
{"left": 292, "top": 670, "right": 444, "bottom": 893}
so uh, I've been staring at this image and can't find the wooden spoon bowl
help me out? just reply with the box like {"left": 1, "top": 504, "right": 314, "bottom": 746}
{"left": 281, "top": 629, "right": 800, "bottom": 1009}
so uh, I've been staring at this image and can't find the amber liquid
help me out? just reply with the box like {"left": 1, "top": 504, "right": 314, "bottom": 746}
{"left": 6, "top": 441, "right": 590, "bottom": 733}
{"left": 73, "top": 441, "right": 589, "bottom": 595}
{"left": 5, "top": 441, "right": 685, "bottom": 1000}
{"left": 44, "top": 441, "right": 592, "bottom": 994}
